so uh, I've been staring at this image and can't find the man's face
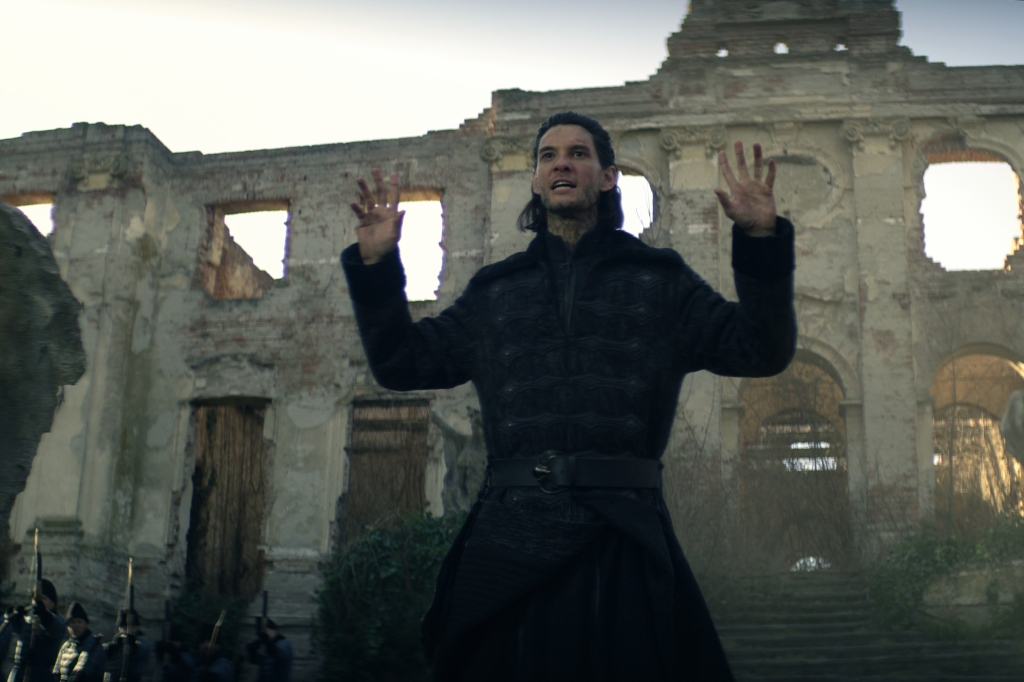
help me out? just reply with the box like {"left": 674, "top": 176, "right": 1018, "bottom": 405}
{"left": 68, "top": 618, "right": 87, "bottom": 638}
{"left": 532, "top": 124, "right": 617, "bottom": 216}
{"left": 40, "top": 595, "right": 54, "bottom": 612}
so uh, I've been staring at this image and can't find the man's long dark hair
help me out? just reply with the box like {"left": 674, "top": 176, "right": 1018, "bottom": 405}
{"left": 516, "top": 111, "right": 624, "bottom": 233}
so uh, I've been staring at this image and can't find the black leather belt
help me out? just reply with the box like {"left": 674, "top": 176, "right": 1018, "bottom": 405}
{"left": 488, "top": 452, "right": 662, "bottom": 492}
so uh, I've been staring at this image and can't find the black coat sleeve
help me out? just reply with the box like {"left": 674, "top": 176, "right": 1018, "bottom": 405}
{"left": 673, "top": 217, "right": 797, "bottom": 378}
{"left": 341, "top": 245, "right": 477, "bottom": 391}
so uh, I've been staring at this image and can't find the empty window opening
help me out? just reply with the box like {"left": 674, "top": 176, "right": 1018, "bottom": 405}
{"left": 930, "top": 353, "right": 1024, "bottom": 536}
{"left": 618, "top": 171, "right": 655, "bottom": 238}
{"left": 223, "top": 211, "right": 288, "bottom": 279}
{"left": 716, "top": 48, "right": 729, "bottom": 58}
{"left": 198, "top": 201, "right": 288, "bottom": 300}
{"left": 3, "top": 194, "right": 55, "bottom": 236}
{"left": 791, "top": 556, "right": 832, "bottom": 572}
{"left": 921, "top": 161, "right": 1022, "bottom": 270}
{"left": 397, "top": 195, "right": 444, "bottom": 301}
{"left": 340, "top": 400, "right": 429, "bottom": 543}
{"left": 185, "top": 401, "right": 269, "bottom": 600}
{"left": 774, "top": 42, "right": 789, "bottom": 55}
{"left": 834, "top": 43, "right": 848, "bottom": 52}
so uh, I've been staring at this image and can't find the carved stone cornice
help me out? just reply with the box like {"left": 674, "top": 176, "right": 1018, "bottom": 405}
{"left": 480, "top": 136, "right": 532, "bottom": 164}
{"left": 839, "top": 118, "right": 911, "bottom": 150}
{"left": 70, "top": 153, "right": 130, "bottom": 180}
{"left": 659, "top": 126, "right": 728, "bottom": 159}
{"left": 949, "top": 115, "right": 987, "bottom": 140}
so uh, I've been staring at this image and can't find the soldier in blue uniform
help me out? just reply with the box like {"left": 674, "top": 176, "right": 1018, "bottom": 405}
{"left": 103, "top": 610, "right": 152, "bottom": 682}
{"left": 153, "top": 625, "right": 195, "bottom": 682}
{"left": 53, "top": 602, "right": 105, "bottom": 682}
{"left": 245, "top": 619, "right": 292, "bottom": 682}
{"left": 5, "top": 579, "right": 66, "bottom": 682}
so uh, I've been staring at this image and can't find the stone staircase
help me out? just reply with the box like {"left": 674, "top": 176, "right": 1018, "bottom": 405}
{"left": 711, "top": 571, "right": 1024, "bottom": 681}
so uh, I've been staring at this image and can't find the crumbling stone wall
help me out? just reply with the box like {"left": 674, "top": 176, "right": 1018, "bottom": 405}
{"left": 1, "top": 0, "right": 1023, "bottom": 671}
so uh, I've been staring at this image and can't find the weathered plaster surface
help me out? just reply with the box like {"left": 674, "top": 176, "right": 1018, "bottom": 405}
{"left": 3, "top": 0, "right": 1023, "bottom": 671}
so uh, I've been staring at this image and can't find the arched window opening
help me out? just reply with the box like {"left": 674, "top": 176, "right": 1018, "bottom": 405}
{"left": 774, "top": 42, "right": 789, "bottom": 55}
{"left": 716, "top": 47, "right": 729, "bottom": 58}
{"left": 930, "top": 353, "right": 1024, "bottom": 537}
{"left": 739, "top": 359, "right": 853, "bottom": 571}
{"left": 617, "top": 171, "right": 655, "bottom": 238}
{"left": 398, "top": 197, "right": 444, "bottom": 301}
{"left": 921, "top": 158, "right": 1022, "bottom": 271}
{"left": 2, "top": 194, "right": 55, "bottom": 236}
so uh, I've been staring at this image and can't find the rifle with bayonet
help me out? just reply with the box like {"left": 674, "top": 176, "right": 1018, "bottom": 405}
{"left": 206, "top": 609, "right": 227, "bottom": 664}
{"left": 256, "top": 590, "right": 267, "bottom": 638}
{"left": 117, "top": 558, "right": 134, "bottom": 682}
{"left": 161, "top": 587, "right": 171, "bottom": 669}
{"left": 23, "top": 528, "right": 42, "bottom": 681}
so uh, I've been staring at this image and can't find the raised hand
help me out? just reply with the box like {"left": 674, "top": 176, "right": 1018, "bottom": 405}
{"left": 714, "top": 141, "right": 777, "bottom": 237}
{"left": 350, "top": 168, "right": 405, "bottom": 264}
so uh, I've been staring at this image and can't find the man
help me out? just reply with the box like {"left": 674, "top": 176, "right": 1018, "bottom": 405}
{"left": 5, "top": 579, "right": 66, "bottom": 682}
{"left": 341, "top": 111, "right": 796, "bottom": 680}
{"left": 152, "top": 625, "right": 195, "bottom": 682}
{"left": 245, "top": 619, "right": 292, "bottom": 682}
{"left": 53, "top": 602, "right": 105, "bottom": 682}
{"left": 102, "top": 610, "right": 152, "bottom": 682}
{"left": 193, "top": 624, "right": 234, "bottom": 682}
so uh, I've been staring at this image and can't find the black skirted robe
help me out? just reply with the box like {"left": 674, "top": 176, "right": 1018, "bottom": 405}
{"left": 341, "top": 218, "right": 796, "bottom": 682}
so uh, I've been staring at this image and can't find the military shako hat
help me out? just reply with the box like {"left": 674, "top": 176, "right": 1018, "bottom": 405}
{"left": 66, "top": 601, "right": 89, "bottom": 623}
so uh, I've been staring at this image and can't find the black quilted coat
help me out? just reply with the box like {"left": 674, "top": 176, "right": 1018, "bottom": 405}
{"left": 341, "top": 219, "right": 796, "bottom": 681}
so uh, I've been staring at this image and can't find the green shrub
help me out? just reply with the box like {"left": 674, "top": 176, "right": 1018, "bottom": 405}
{"left": 314, "top": 513, "right": 465, "bottom": 682}
{"left": 870, "top": 515, "right": 1024, "bottom": 631}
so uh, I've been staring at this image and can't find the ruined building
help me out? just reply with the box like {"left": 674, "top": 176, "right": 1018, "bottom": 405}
{"left": 2, "top": 0, "right": 1023, "bottom": 673}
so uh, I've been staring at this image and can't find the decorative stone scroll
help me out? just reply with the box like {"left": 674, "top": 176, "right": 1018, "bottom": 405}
{"left": 70, "top": 154, "right": 132, "bottom": 192}
{"left": 658, "top": 126, "right": 728, "bottom": 159}
{"left": 480, "top": 136, "right": 533, "bottom": 165}
{"left": 839, "top": 118, "right": 911, "bottom": 150}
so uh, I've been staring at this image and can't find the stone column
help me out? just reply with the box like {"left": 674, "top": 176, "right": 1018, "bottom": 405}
{"left": 843, "top": 118, "right": 920, "bottom": 551}
{"left": 840, "top": 399, "right": 867, "bottom": 545}
{"left": 917, "top": 397, "right": 936, "bottom": 522}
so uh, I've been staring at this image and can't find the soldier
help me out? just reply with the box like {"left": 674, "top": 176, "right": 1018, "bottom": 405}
{"left": 152, "top": 625, "right": 195, "bottom": 682}
{"left": 245, "top": 619, "right": 292, "bottom": 682}
{"left": 5, "top": 579, "right": 66, "bottom": 682}
{"left": 193, "top": 624, "right": 234, "bottom": 682}
{"left": 0, "top": 608, "right": 13, "bottom": 666}
{"left": 53, "top": 602, "right": 106, "bottom": 682}
{"left": 103, "top": 610, "right": 152, "bottom": 682}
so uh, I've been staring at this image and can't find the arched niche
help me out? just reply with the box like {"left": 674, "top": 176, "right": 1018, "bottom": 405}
{"left": 726, "top": 337, "right": 860, "bottom": 404}
{"left": 760, "top": 146, "right": 849, "bottom": 229}
{"left": 929, "top": 348, "right": 1024, "bottom": 537}
{"left": 737, "top": 354, "right": 854, "bottom": 570}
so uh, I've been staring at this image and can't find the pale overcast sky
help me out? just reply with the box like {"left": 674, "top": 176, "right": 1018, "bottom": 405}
{"left": 3, "top": 0, "right": 1023, "bottom": 285}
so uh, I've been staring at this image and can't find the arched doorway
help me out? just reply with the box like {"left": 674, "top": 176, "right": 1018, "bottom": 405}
{"left": 739, "top": 358, "right": 853, "bottom": 570}
{"left": 930, "top": 352, "right": 1024, "bottom": 537}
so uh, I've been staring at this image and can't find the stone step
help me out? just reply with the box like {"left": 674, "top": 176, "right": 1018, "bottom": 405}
{"left": 727, "top": 640, "right": 1018, "bottom": 662}
{"left": 716, "top": 602, "right": 868, "bottom": 618}
{"left": 720, "top": 630, "right": 929, "bottom": 648}
{"left": 737, "top": 671, "right": 1024, "bottom": 675}
{"left": 730, "top": 650, "right": 1024, "bottom": 676}
{"left": 718, "top": 621, "right": 879, "bottom": 637}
